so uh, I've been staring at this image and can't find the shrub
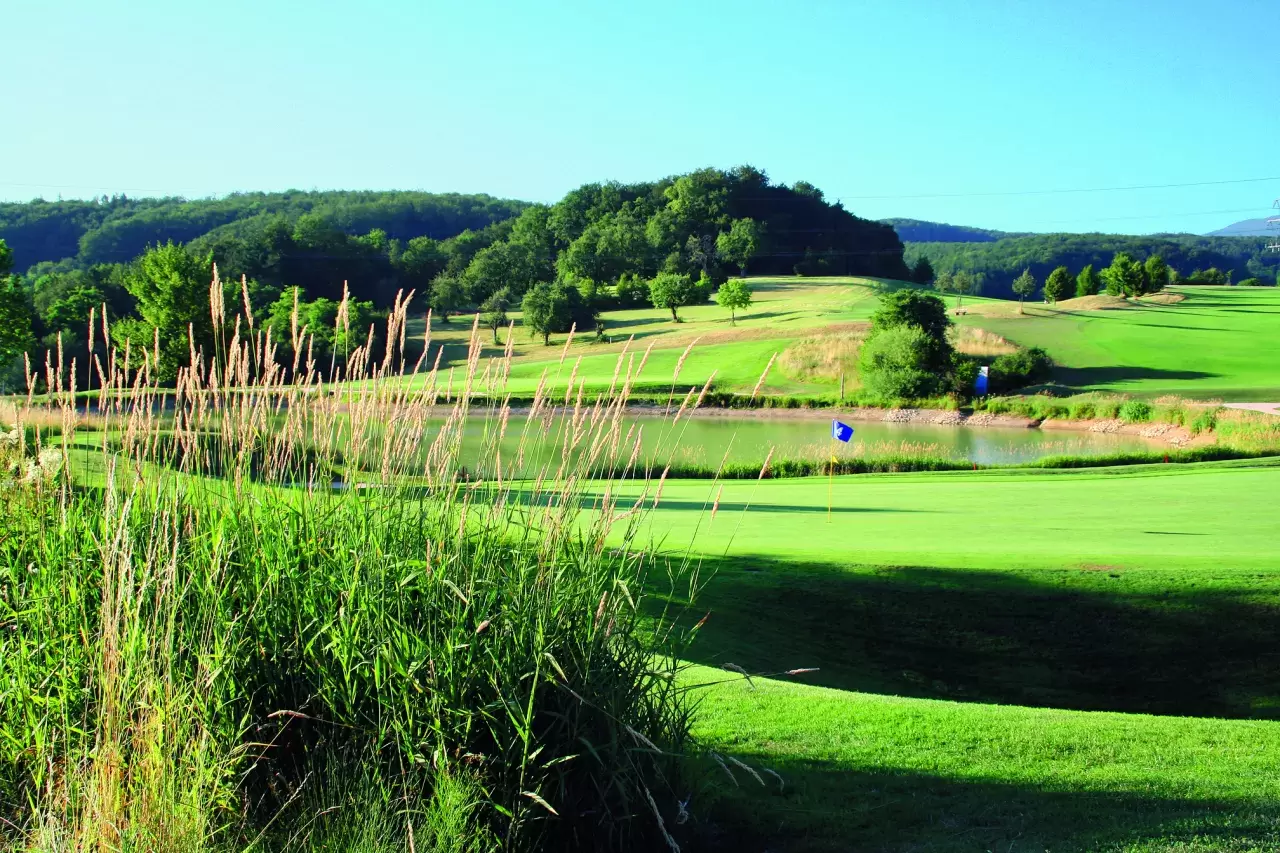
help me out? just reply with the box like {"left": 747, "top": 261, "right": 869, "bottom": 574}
{"left": 1067, "top": 400, "right": 1097, "bottom": 420}
{"left": 1118, "top": 400, "right": 1154, "bottom": 423}
{"left": 1190, "top": 408, "right": 1219, "bottom": 435}
{"left": 990, "top": 347, "right": 1053, "bottom": 393}
{"left": 615, "top": 273, "right": 650, "bottom": 308}
{"left": 858, "top": 325, "right": 943, "bottom": 400}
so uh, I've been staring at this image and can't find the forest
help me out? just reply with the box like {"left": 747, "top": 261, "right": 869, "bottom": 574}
{"left": 906, "top": 231, "right": 1280, "bottom": 297}
{"left": 0, "top": 167, "right": 908, "bottom": 388}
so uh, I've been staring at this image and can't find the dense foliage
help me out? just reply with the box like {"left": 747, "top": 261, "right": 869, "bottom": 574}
{"left": 881, "top": 218, "right": 1021, "bottom": 243}
{"left": 906, "top": 233, "right": 1280, "bottom": 298}
{"left": 859, "top": 290, "right": 956, "bottom": 400}
{"left": 1, "top": 190, "right": 526, "bottom": 274}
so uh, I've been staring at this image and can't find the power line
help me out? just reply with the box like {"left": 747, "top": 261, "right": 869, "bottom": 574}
{"left": 834, "top": 175, "right": 1280, "bottom": 201}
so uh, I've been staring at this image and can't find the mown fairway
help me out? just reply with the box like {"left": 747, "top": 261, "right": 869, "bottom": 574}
{"left": 403, "top": 280, "right": 1280, "bottom": 402}
{"left": 403, "top": 276, "right": 887, "bottom": 396}
{"left": 956, "top": 286, "right": 1280, "bottom": 401}
{"left": 608, "top": 460, "right": 1280, "bottom": 850}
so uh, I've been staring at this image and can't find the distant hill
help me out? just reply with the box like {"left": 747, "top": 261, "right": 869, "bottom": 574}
{"left": 0, "top": 190, "right": 530, "bottom": 275}
{"left": 879, "top": 218, "right": 1024, "bottom": 243}
{"left": 1208, "top": 217, "right": 1276, "bottom": 237}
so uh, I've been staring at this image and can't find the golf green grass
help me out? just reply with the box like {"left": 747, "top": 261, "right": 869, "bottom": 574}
{"left": 604, "top": 460, "right": 1280, "bottom": 849}
{"left": 398, "top": 276, "right": 887, "bottom": 396}
{"left": 692, "top": 667, "right": 1280, "bottom": 852}
{"left": 958, "top": 286, "right": 1280, "bottom": 401}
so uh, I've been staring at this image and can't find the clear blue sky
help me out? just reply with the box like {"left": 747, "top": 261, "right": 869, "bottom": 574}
{"left": 4, "top": 0, "right": 1277, "bottom": 234}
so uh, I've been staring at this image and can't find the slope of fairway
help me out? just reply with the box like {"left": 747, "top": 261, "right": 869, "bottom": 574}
{"left": 400, "top": 276, "right": 887, "bottom": 394}
{"left": 956, "top": 286, "right": 1280, "bottom": 401}
{"left": 624, "top": 461, "right": 1280, "bottom": 714}
{"left": 692, "top": 667, "right": 1280, "bottom": 852}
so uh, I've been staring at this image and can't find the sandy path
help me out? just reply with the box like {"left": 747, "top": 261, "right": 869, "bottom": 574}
{"left": 1224, "top": 403, "right": 1280, "bottom": 416}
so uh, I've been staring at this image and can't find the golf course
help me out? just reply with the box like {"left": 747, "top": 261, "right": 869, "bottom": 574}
{"left": 400, "top": 278, "right": 1280, "bottom": 403}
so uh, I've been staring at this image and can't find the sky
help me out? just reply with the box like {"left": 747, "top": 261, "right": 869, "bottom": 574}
{"left": 4, "top": 0, "right": 1278, "bottom": 234}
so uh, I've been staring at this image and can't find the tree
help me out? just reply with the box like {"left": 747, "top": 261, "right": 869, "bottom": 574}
{"left": 868, "top": 288, "right": 953, "bottom": 374}
{"left": 1043, "top": 265, "right": 1073, "bottom": 304}
{"left": 1101, "top": 252, "right": 1144, "bottom": 298}
{"left": 430, "top": 274, "right": 464, "bottom": 323}
{"left": 715, "top": 218, "right": 762, "bottom": 275}
{"left": 952, "top": 271, "right": 973, "bottom": 309}
{"left": 115, "top": 242, "right": 214, "bottom": 382}
{"left": 649, "top": 272, "right": 697, "bottom": 322}
{"left": 615, "top": 273, "right": 649, "bottom": 308}
{"left": 1075, "top": 264, "right": 1102, "bottom": 297}
{"left": 858, "top": 325, "right": 942, "bottom": 400}
{"left": 911, "top": 255, "right": 935, "bottom": 286}
{"left": 396, "top": 236, "right": 446, "bottom": 295}
{"left": 1011, "top": 268, "right": 1037, "bottom": 313}
{"left": 0, "top": 241, "right": 36, "bottom": 389}
{"left": 520, "top": 281, "right": 588, "bottom": 345}
{"left": 479, "top": 288, "right": 511, "bottom": 343}
{"left": 714, "top": 278, "right": 753, "bottom": 325}
{"left": 1143, "top": 255, "right": 1170, "bottom": 294}
{"left": 933, "top": 270, "right": 953, "bottom": 298}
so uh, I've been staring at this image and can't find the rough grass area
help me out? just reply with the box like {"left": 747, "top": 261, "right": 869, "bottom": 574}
{"left": 1, "top": 296, "right": 706, "bottom": 852}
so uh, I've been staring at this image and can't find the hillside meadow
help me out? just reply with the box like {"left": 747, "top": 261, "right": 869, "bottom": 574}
{"left": 386, "top": 279, "right": 1278, "bottom": 404}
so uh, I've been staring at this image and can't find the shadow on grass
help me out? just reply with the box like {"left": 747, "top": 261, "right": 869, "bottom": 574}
{"left": 693, "top": 760, "right": 1280, "bottom": 853}
{"left": 670, "top": 557, "right": 1280, "bottom": 719}
{"left": 1054, "top": 365, "right": 1219, "bottom": 386}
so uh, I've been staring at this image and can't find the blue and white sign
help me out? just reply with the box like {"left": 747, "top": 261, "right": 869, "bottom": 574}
{"left": 974, "top": 366, "right": 990, "bottom": 396}
{"left": 831, "top": 420, "right": 855, "bottom": 443}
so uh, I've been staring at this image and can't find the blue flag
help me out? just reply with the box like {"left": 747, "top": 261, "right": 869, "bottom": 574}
{"left": 831, "top": 419, "right": 855, "bottom": 443}
{"left": 974, "top": 366, "right": 989, "bottom": 396}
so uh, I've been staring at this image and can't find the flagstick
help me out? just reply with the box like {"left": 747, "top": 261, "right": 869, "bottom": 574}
{"left": 827, "top": 438, "right": 834, "bottom": 523}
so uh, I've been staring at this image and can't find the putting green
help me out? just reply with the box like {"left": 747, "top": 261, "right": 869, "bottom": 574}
{"left": 612, "top": 461, "right": 1280, "bottom": 848}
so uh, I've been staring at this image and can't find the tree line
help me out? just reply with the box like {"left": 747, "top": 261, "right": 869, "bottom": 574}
{"left": 904, "top": 232, "right": 1279, "bottom": 298}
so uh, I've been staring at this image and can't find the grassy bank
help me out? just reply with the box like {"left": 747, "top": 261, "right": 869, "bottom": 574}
{"left": 0, "top": 301, "right": 714, "bottom": 851}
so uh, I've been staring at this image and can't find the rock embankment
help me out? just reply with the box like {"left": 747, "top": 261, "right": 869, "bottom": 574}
{"left": 1040, "top": 417, "right": 1198, "bottom": 446}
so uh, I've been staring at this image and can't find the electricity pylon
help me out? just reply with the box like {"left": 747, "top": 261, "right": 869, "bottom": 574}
{"left": 1268, "top": 198, "right": 1280, "bottom": 252}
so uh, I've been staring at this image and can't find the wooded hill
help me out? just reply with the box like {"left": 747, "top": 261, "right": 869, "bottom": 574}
{"left": 1, "top": 191, "right": 528, "bottom": 275}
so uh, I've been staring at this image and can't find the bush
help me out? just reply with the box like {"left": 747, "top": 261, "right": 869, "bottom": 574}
{"left": 858, "top": 325, "right": 943, "bottom": 400}
{"left": 1190, "top": 408, "right": 1219, "bottom": 435}
{"left": 949, "top": 354, "right": 981, "bottom": 397}
{"left": 1067, "top": 400, "right": 1097, "bottom": 420}
{"left": 615, "top": 273, "right": 650, "bottom": 308}
{"left": 990, "top": 347, "right": 1053, "bottom": 392}
{"left": 1118, "top": 400, "right": 1154, "bottom": 423}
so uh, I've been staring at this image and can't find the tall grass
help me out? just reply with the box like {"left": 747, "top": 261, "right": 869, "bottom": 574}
{"left": 0, "top": 278, "right": 715, "bottom": 851}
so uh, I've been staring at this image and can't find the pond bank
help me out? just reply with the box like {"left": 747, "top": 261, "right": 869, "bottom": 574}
{"left": 620, "top": 403, "right": 1201, "bottom": 446}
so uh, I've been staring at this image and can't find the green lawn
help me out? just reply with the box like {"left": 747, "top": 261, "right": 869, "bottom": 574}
{"left": 602, "top": 460, "right": 1280, "bottom": 849}
{"left": 692, "top": 668, "right": 1280, "bottom": 852}
{"left": 401, "top": 281, "right": 1280, "bottom": 402}
{"left": 958, "top": 286, "right": 1280, "bottom": 401}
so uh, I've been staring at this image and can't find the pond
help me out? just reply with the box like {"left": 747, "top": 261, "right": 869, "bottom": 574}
{"left": 416, "top": 411, "right": 1160, "bottom": 470}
